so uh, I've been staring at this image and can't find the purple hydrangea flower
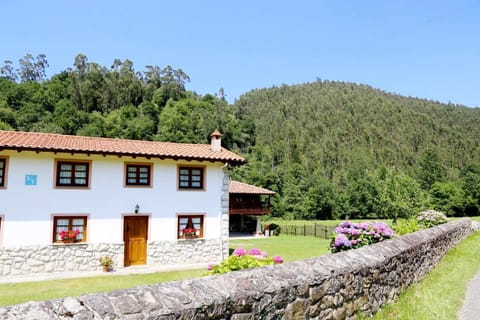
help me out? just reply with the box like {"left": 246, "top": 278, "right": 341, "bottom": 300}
{"left": 335, "top": 226, "right": 345, "bottom": 234}
{"left": 334, "top": 234, "right": 349, "bottom": 247}
{"left": 339, "top": 221, "right": 353, "bottom": 228}
{"left": 357, "top": 222, "right": 372, "bottom": 230}
{"left": 381, "top": 228, "right": 395, "bottom": 237}
{"left": 350, "top": 228, "right": 361, "bottom": 236}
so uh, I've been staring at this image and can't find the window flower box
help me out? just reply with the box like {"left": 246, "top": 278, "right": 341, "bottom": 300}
{"left": 182, "top": 227, "right": 198, "bottom": 239}
{"left": 59, "top": 229, "right": 80, "bottom": 243}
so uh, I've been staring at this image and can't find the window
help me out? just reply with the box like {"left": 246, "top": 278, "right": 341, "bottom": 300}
{"left": 125, "top": 163, "right": 152, "bottom": 186}
{"left": 0, "top": 157, "right": 6, "bottom": 188}
{"left": 178, "top": 166, "right": 204, "bottom": 189}
{"left": 55, "top": 160, "right": 90, "bottom": 187}
{"left": 53, "top": 216, "right": 87, "bottom": 243}
{"left": 177, "top": 215, "right": 204, "bottom": 239}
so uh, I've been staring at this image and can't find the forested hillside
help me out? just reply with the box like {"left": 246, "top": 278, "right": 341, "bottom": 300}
{"left": 1, "top": 54, "right": 480, "bottom": 219}
{"left": 232, "top": 82, "right": 480, "bottom": 219}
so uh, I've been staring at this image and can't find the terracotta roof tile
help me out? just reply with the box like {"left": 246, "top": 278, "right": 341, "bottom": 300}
{"left": 0, "top": 130, "right": 246, "bottom": 164}
{"left": 229, "top": 180, "right": 275, "bottom": 195}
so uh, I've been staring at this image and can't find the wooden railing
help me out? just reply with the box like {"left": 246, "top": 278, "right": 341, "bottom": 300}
{"left": 229, "top": 201, "right": 271, "bottom": 215}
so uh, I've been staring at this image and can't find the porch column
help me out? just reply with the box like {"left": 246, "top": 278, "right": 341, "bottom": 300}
{"left": 255, "top": 216, "right": 262, "bottom": 235}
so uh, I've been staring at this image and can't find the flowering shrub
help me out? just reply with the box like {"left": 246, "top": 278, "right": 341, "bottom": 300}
{"left": 59, "top": 229, "right": 80, "bottom": 240}
{"left": 273, "top": 256, "right": 284, "bottom": 264}
{"left": 416, "top": 210, "right": 448, "bottom": 228}
{"left": 330, "top": 221, "right": 395, "bottom": 253}
{"left": 206, "top": 247, "right": 284, "bottom": 275}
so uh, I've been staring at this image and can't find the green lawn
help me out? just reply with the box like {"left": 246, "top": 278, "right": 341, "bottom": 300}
{"left": 0, "top": 236, "right": 329, "bottom": 307}
{"left": 230, "top": 235, "right": 330, "bottom": 262}
{"left": 0, "top": 269, "right": 206, "bottom": 307}
{"left": 369, "top": 231, "right": 480, "bottom": 320}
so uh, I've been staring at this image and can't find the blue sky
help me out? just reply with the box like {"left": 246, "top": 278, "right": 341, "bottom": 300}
{"left": 1, "top": 1, "right": 479, "bottom": 106}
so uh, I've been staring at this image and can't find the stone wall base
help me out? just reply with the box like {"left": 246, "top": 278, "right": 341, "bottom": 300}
{"left": 0, "top": 238, "right": 223, "bottom": 277}
{"left": 148, "top": 239, "right": 222, "bottom": 264}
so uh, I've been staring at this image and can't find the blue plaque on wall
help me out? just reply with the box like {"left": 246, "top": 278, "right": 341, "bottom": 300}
{"left": 25, "top": 174, "right": 37, "bottom": 186}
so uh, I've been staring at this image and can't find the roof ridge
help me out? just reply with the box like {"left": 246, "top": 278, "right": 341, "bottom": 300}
{"left": 0, "top": 130, "right": 211, "bottom": 147}
{"left": 0, "top": 130, "right": 246, "bottom": 165}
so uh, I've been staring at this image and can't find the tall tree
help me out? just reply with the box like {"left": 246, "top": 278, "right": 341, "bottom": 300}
{"left": 0, "top": 60, "right": 17, "bottom": 82}
{"left": 17, "top": 54, "right": 49, "bottom": 82}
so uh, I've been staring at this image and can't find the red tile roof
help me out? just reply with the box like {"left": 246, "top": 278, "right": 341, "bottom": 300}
{"left": 229, "top": 180, "right": 275, "bottom": 195}
{"left": 0, "top": 130, "right": 246, "bottom": 164}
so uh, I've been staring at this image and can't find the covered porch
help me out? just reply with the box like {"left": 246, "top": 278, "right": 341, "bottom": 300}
{"left": 229, "top": 180, "right": 275, "bottom": 236}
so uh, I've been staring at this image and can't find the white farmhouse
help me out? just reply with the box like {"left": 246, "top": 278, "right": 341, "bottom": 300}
{"left": 0, "top": 130, "right": 245, "bottom": 276}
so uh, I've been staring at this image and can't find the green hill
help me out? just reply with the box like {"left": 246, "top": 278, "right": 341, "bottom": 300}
{"left": 231, "top": 81, "right": 480, "bottom": 219}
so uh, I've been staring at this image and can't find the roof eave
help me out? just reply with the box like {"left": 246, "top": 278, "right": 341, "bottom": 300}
{"left": 0, "top": 146, "right": 247, "bottom": 164}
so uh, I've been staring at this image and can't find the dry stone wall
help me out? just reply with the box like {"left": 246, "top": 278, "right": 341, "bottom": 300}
{"left": 0, "top": 219, "right": 474, "bottom": 320}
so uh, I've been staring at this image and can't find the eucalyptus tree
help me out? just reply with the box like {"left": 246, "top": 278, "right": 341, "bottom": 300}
{"left": 17, "top": 53, "right": 49, "bottom": 82}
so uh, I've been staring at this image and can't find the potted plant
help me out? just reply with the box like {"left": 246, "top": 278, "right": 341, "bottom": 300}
{"left": 182, "top": 227, "right": 198, "bottom": 239}
{"left": 59, "top": 229, "right": 80, "bottom": 243}
{"left": 99, "top": 256, "right": 114, "bottom": 272}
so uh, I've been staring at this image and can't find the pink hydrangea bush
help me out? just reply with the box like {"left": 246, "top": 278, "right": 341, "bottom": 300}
{"left": 330, "top": 221, "right": 395, "bottom": 253}
{"left": 206, "top": 247, "right": 284, "bottom": 275}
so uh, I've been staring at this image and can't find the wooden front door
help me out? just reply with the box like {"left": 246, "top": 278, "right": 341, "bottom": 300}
{"left": 124, "top": 216, "right": 148, "bottom": 266}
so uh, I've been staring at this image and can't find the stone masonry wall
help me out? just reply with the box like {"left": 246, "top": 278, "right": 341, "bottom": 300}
{"left": 0, "top": 219, "right": 474, "bottom": 320}
{"left": 221, "top": 167, "right": 230, "bottom": 260}
{"left": 0, "top": 243, "right": 123, "bottom": 277}
{"left": 148, "top": 239, "right": 222, "bottom": 264}
{"left": 0, "top": 238, "right": 222, "bottom": 277}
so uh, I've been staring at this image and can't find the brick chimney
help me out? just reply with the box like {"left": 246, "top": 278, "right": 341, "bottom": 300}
{"left": 210, "top": 130, "right": 222, "bottom": 152}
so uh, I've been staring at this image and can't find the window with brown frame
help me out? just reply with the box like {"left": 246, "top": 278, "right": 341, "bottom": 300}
{"left": 178, "top": 166, "right": 204, "bottom": 189}
{"left": 177, "top": 215, "right": 204, "bottom": 239}
{"left": 125, "top": 163, "right": 152, "bottom": 186}
{"left": 53, "top": 216, "right": 87, "bottom": 243}
{"left": 0, "top": 158, "right": 6, "bottom": 187}
{"left": 56, "top": 161, "right": 90, "bottom": 187}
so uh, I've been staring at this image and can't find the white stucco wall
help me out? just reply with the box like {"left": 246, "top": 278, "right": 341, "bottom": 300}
{"left": 0, "top": 150, "right": 226, "bottom": 247}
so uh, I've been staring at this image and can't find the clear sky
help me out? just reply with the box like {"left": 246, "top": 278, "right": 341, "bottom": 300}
{"left": 1, "top": 1, "right": 479, "bottom": 106}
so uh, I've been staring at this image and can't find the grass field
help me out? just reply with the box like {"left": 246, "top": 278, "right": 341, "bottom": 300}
{"left": 0, "top": 269, "right": 206, "bottom": 307}
{"left": 230, "top": 235, "right": 331, "bottom": 262}
{"left": 0, "top": 235, "right": 329, "bottom": 307}
{"left": 370, "top": 231, "right": 480, "bottom": 320}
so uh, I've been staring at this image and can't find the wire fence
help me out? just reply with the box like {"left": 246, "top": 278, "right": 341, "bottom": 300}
{"left": 279, "top": 224, "right": 335, "bottom": 239}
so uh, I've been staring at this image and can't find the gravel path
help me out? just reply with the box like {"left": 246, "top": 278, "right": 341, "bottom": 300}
{"left": 458, "top": 270, "right": 480, "bottom": 320}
